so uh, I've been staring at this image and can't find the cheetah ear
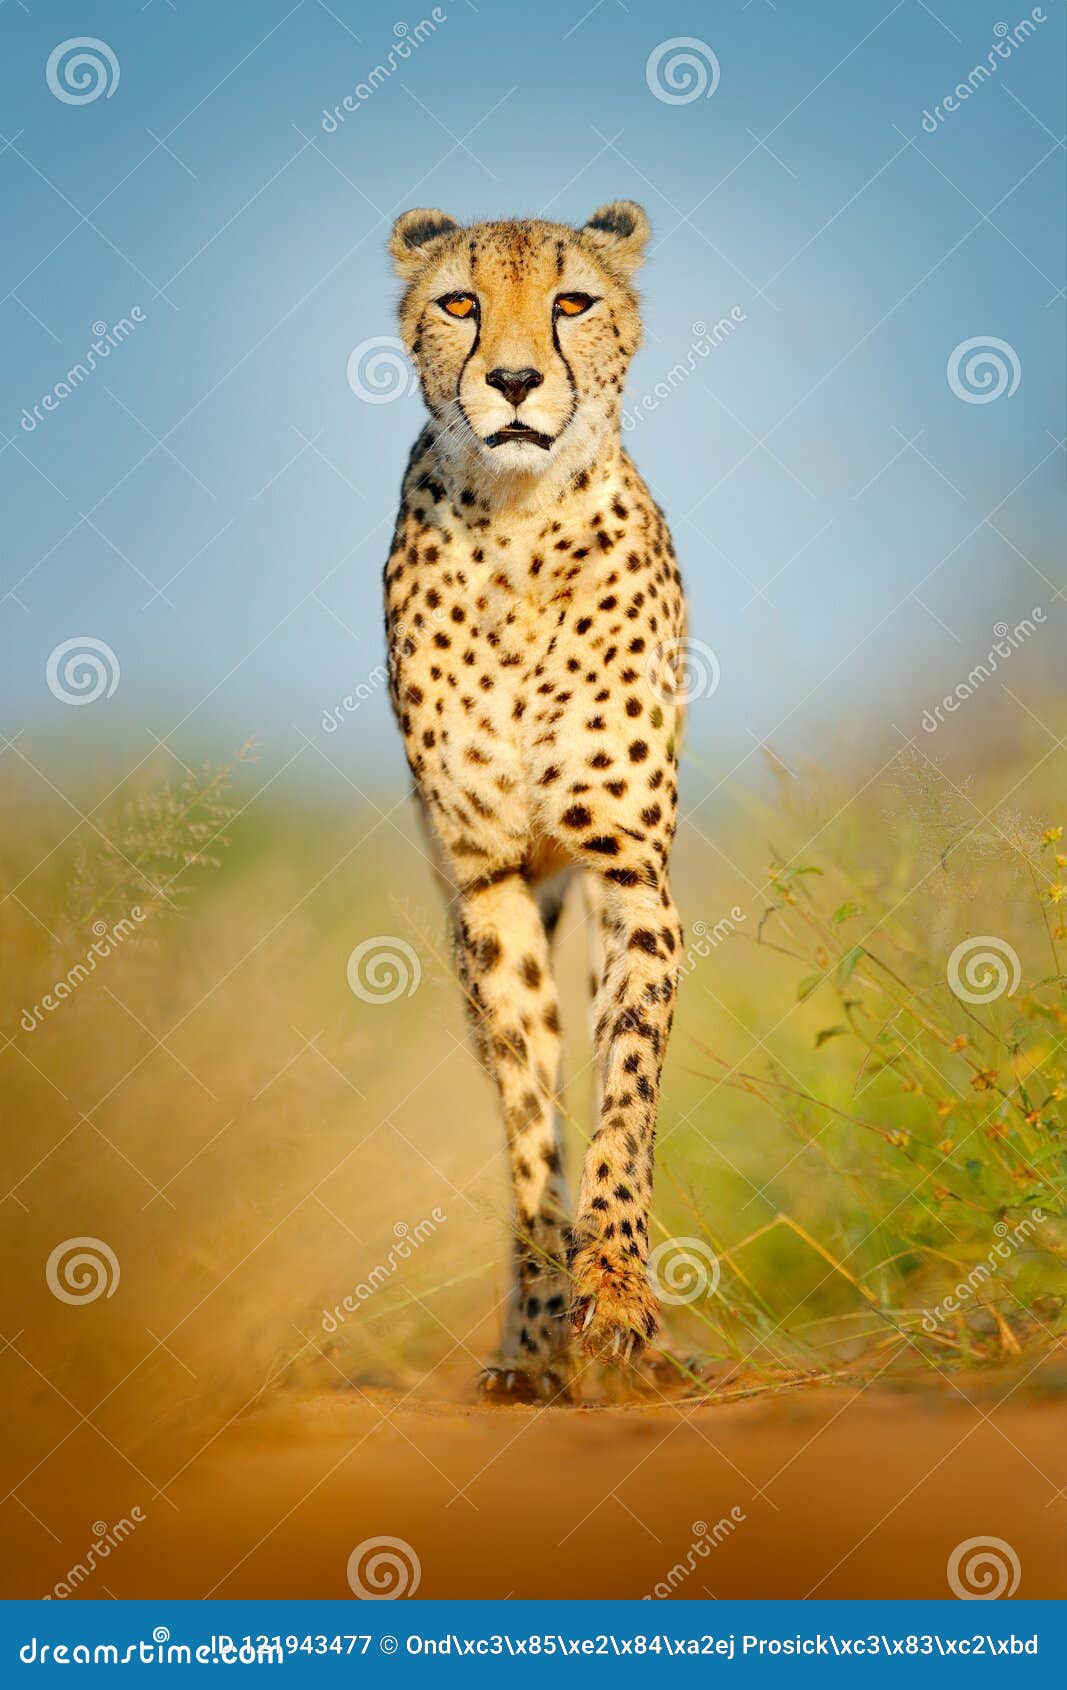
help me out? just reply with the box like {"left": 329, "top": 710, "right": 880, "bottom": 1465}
{"left": 389, "top": 208, "right": 461, "bottom": 280}
{"left": 581, "top": 201, "right": 650, "bottom": 276}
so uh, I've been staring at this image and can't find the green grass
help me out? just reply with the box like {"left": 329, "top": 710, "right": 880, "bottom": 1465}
{"left": 657, "top": 735, "right": 1067, "bottom": 1384}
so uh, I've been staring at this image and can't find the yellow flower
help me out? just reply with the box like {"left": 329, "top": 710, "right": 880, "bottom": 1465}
{"left": 949, "top": 1034, "right": 968, "bottom": 1052}
{"left": 972, "top": 1069, "right": 997, "bottom": 1091}
{"left": 1048, "top": 883, "right": 1067, "bottom": 904}
{"left": 937, "top": 1137, "right": 955, "bottom": 1155}
{"left": 1043, "top": 827, "right": 1063, "bottom": 846}
{"left": 887, "top": 1130, "right": 910, "bottom": 1149}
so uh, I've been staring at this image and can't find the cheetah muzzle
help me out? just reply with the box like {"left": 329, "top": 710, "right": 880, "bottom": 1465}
{"left": 383, "top": 200, "right": 688, "bottom": 1402}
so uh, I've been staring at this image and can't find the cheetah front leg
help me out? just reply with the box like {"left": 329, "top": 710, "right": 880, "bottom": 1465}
{"left": 454, "top": 873, "right": 574, "bottom": 1402}
{"left": 570, "top": 871, "right": 682, "bottom": 1362}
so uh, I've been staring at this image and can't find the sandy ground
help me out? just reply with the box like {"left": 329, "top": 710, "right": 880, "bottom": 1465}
{"left": 9, "top": 781, "right": 1067, "bottom": 1605}
{"left": 14, "top": 1369, "right": 1067, "bottom": 1601}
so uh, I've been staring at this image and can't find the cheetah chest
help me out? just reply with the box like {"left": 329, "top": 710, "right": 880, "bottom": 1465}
{"left": 394, "top": 550, "right": 678, "bottom": 871}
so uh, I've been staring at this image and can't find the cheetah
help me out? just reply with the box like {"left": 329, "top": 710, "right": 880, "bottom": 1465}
{"left": 383, "top": 201, "right": 687, "bottom": 1402}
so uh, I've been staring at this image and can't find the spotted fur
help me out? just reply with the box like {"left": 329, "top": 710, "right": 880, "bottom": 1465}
{"left": 383, "top": 202, "right": 687, "bottom": 1401}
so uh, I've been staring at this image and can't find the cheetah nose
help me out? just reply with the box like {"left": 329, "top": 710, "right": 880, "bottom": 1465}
{"left": 485, "top": 367, "right": 543, "bottom": 408}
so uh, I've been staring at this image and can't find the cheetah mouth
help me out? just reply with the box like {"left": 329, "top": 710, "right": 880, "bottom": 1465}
{"left": 484, "top": 423, "right": 555, "bottom": 450}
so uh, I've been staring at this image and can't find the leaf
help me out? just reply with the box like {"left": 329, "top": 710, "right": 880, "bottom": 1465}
{"left": 776, "top": 863, "right": 824, "bottom": 884}
{"left": 796, "top": 973, "right": 824, "bottom": 1002}
{"left": 831, "top": 901, "right": 865, "bottom": 925}
{"left": 838, "top": 945, "right": 865, "bottom": 983}
{"left": 814, "top": 1025, "right": 848, "bottom": 1048}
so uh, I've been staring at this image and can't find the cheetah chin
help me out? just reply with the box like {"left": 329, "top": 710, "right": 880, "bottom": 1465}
{"left": 383, "top": 201, "right": 689, "bottom": 1403}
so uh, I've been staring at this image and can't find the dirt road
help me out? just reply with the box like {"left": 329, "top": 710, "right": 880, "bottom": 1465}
{"left": 16, "top": 1371, "right": 1067, "bottom": 1601}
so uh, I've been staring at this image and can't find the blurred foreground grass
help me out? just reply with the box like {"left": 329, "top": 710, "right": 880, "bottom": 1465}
{"left": 2, "top": 721, "right": 1066, "bottom": 1485}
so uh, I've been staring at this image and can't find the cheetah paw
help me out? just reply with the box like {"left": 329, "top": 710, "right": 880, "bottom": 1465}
{"left": 569, "top": 1245, "right": 660, "bottom": 1364}
{"left": 478, "top": 1364, "right": 574, "bottom": 1406}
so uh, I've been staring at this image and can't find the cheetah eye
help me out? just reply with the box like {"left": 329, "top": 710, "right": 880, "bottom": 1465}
{"left": 555, "top": 293, "right": 596, "bottom": 317}
{"left": 437, "top": 292, "right": 478, "bottom": 319}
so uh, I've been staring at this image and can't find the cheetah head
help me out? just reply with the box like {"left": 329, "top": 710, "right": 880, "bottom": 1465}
{"left": 389, "top": 202, "right": 649, "bottom": 493}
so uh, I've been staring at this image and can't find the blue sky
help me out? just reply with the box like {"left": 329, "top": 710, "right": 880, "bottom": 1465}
{"left": 2, "top": 0, "right": 1064, "bottom": 798}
